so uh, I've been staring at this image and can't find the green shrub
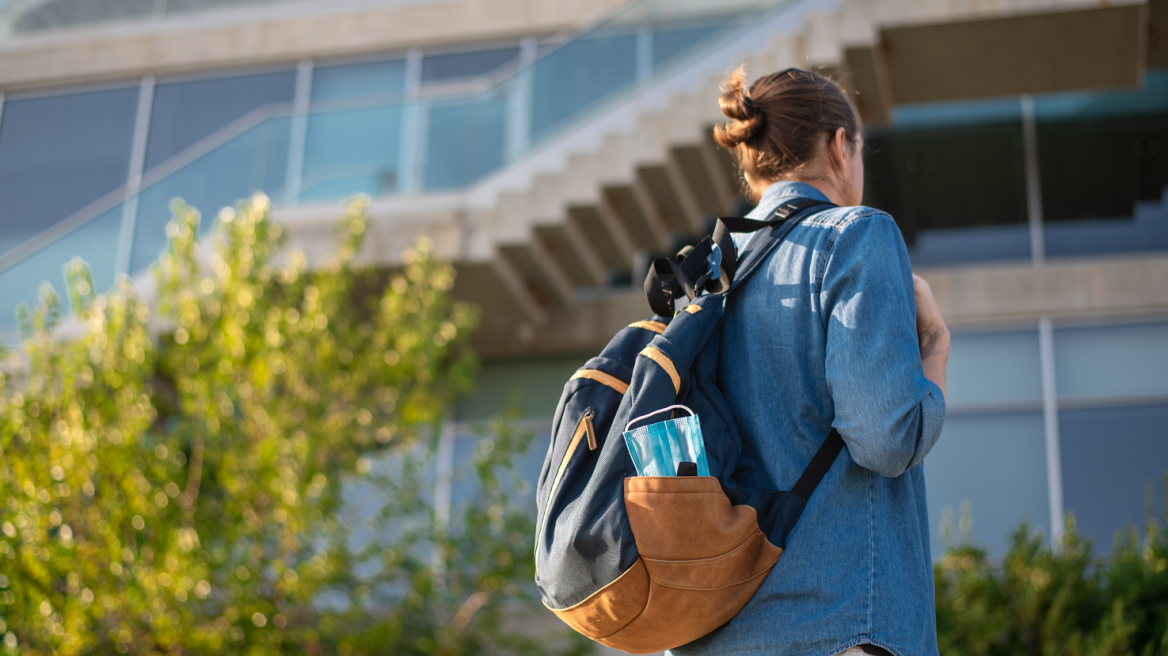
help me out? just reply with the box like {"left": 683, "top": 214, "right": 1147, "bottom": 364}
{"left": 936, "top": 507, "right": 1168, "bottom": 656}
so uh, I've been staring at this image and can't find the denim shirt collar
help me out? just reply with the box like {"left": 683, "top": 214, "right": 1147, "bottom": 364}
{"left": 746, "top": 181, "right": 832, "bottom": 220}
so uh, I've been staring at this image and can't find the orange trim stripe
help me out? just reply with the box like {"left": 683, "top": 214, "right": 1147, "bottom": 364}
{"left": 571, "top": 369, "right": 630, "bottom": 394}
{"left": 535, "top": 414, "right": 591, "bottom": 576}
{"left": 639, "top": 346, "right": 681, "bottom": 393}
{"left": 628, "top": 320, "right": 667, "bottom": 334}
{"left": 683, "top": 304, "right": 701, "bottom": 314}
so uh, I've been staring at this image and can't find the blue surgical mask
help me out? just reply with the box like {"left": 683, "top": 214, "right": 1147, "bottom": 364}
{"left": 622, "top": 405, "right": 710, "bottom": 477}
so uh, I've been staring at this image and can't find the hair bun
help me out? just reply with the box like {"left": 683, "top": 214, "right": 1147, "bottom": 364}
{"left": 714, "top": 65, "right": 764, "bottom": 148}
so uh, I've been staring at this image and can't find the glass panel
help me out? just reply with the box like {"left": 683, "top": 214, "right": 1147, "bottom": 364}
{"left": 1053, "top": 322, "right": 1168, "bottom": 401}
{"left": 0, "top": 86, "right": 137, "bottom": 257}
{"left": 1060, "top": 405, "right": 1168, "bottom": 550}
{"left": 946, "top": 329, "right": 1042, "bottom": 408}
{"left": 300, "top": 106, "right": 402, "bottom": 202}
{"left": 424, "top": 96, "right": 507, "bottom": 190}
{"left": 131, "top": 117, "right": 291, "bottom": 272}
{"left": 531, "top": 31, "right": 637, "bottom": 139}
{"left": 145, "top": 70, "right": 295, "bottom": 171}
{"left": 0, "top": 205, "right": 123, "bottom": 331}
{"left": 451, "top": 428, "right": 549, "bottom": 530}
{"left": 865, "top": 97, "right": 1030, "bottom": 266}
{"left": 925, "top": 413, "right": 1049, "bottom": 559}
{"left": 421, "top": 47, "right": 520, "bottom": 85}
{"left": 312, "top": 59, "right": 407, "bottom": 100}
{"left": 455, "top": 356, "right": 585, "bottom": 422}
{"left": 1038, "top": 72, "right": 1168, "bottom": 258}
{"left": 651, "top": 23, "right": 723, "bottom": 68}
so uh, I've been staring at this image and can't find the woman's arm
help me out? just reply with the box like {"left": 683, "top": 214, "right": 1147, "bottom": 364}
{"left": 819, "top": 212, "right": 947, "bottom": 478}
{"left": 913, "top": 274, "right": 950, "bottom": 400}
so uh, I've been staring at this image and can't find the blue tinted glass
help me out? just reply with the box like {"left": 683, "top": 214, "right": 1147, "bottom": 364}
{"left": 300, "top": 106, "right": 402, "bottom": 202}
{"left": 891, "top": 96, "right": 1023, "bottom": 131}
{"left": 0, "top": 87, "right": 137, "bottom": 257}
{"left": 652, "top": 23, "right": 722, "bottom": 68}
{"left": 947, "top": 330, "right": 1042, "bottom": 408}
{"left": 1038, "top": 72, "right": 1168, "bottom": 256}
{"left": 531, "top": 31, "right": 637, "bottom": 138}
{"left": 131, "top": 116, "right": 290, "bottom": 272}
{"left": 145, "top": 70, "right": 295, "bottom": 171}
{"left": 424, "top": 97, "right": 507, "bottom": 190}
{"left": 451, "top": 429, "right": 549, "bottom": 531}
{"left": 312, "top": 59, "right": 407, "bottom": 100}
{"left": 1060, "top": 405, "right": 1168, "bottom": 550}
{"left": 1054, "top": 322, "right": 1168, "bottom": 401}
{"left": 925, "top": 412, "right": 1049, "bottom": 558}
{"left": 0, "top": 205, "right": 123, "bottom": 332}
{"left": 422, "top": 47, "right": 519, "bottom": 84}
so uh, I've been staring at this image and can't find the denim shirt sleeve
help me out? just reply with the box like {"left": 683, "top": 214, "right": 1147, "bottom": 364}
{"left": 818, "top": 210, "right": 946, "bottom": 477}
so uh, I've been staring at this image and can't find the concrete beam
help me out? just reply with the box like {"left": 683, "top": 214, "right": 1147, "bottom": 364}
{"left": 881, "top": 3, "right": 1147, "bottom": 105}
{"left": 918, "top": 254, "right": 1168, "bottom": 328}
{"left": 670, "top": 143, "right": 725, "bottom": 218}
{"left": 0, "top": 0, "right": 626, "bottom": 90}
{"left": 473, "top": 253, "right": 1168, "bottom": 357}
{"left": 568, "top": 203, "right": 634, "bottom": 274}
{"left": 843, "top": 45, "right": 893, "bottom": 127}
{"left": 533, "top": 222, "right": 606, "bottom": 287}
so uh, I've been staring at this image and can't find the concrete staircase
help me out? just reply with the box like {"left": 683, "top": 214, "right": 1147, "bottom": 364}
{"left": 274, "top": 0, "right": 1146, "bottom": 357}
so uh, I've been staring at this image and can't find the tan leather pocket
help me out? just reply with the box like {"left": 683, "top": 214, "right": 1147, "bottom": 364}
{"left": 548, "top": 476, "right": 782, "bottom": 654}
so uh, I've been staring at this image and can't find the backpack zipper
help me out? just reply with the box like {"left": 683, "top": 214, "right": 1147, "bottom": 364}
{"left": 535, "top": 408, "right": 595, "bottom": 576}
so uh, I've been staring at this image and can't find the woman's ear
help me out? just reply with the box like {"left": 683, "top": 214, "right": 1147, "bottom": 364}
{"left": 828, "top": 127, "right": 850, "bottom": 173}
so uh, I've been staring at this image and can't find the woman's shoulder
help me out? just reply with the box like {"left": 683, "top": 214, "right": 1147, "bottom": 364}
{"left": 800, "top": 204, "right": 896, "bottom": 234}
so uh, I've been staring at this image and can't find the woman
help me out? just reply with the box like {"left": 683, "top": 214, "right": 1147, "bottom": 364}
{"left": 672, "top": 68, "right": 950, "bottom": 655}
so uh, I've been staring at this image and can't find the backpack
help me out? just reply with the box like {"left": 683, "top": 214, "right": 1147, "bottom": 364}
{"left": 533, "top": 197, "right": 846, "bottom": 654}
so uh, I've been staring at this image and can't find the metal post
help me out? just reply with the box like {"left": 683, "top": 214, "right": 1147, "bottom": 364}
{"left": 1021, "top": 94, "right": 1045, "bottom": 266}
{"left": 432, "top": 415, "right": 457, "bottom": 586}
{"left": 283, "top": 59, "right": 313, "bottom": 205}
{"left": 506, "top": 36, "right": 538, "bottom": 163}
{"left": 1038, "top": 316, "right": 1065, "bottom": 547}
{"left": 115, "top": 75, "right": 155, "bottom": 279}
{"left": 636, "top": 25, "right": 654, "bottom": 85}
{"left": 398, "top": 47, "right": 424, "bottom": 194}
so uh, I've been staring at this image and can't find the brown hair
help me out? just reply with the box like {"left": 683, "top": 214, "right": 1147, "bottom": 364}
{"left": 713, "top": 66, "right": 861, "bottom": 194}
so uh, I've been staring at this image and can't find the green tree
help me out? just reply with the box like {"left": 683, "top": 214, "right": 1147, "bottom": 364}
{"left": 0, "top": 194, "right": 583, "bottom": 655}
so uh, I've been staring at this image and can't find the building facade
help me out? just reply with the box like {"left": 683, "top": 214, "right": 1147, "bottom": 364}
{"left": 0, "top": 0, "right": 1165, "bottom": 593}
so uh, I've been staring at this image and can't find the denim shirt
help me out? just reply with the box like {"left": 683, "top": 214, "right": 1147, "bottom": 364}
{"left": 669, "top": 181, "right": 946, "bottom": 656}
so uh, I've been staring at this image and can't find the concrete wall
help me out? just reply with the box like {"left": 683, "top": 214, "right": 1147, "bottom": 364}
{"left": 0, "top": 0, "right": 625, "bottom": 90}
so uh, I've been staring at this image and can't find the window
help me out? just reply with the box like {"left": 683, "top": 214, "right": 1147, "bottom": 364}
{"left": 1053, "top": 322, "right": 1168, "bottom": 401}
{"left": 864, "top": 97, "right": 1030, "bottom": 265}
{"left": 531, "top": 31, "right": 637, "bottom": 139}
{"left": 301, "top": 59, "right": 409, "bottom": 201}
{"left": 424, "top": 96, "right": 508, "bottom": 190}
{"left": 312, "top": 59, "right": 407, "bottom": 100}
{"left": 1037, "top": 72, "right": 1168, "bottom": 257}
{"left": 0, "top": 206, "right": 123, "bottom": 331}
{"left": 422, "top": 47, "right": 520, "bottom": 85}
{"left": 0, "top": 86, "right": 138, "bottom": 258}
{"left": 925, "top": 413, "right": 1050, "bottom": 558}
{"left": 1060, "top": 405, "right": 1168, "bottom": 549}
{"left": 946, "top": 329, "right": 1042, "bottom": 408}
{"left": 145, "top": 70, "right": 296, "bottom": 171}
{"left": 652, "top": 23, "right": 723, "bottom": 68}
{"left": 131, "top": 117, "right": 292, "bottom": 272}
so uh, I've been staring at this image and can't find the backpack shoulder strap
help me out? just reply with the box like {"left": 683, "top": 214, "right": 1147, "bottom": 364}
{"left": 723, "top": 197, "right": 835, "bottom": 295}
{"left": 722, "top": 197, "right": 843, "bottom": 503}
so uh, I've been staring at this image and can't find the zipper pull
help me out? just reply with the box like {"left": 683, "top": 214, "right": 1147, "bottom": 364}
{"left": 583, "top": 409, "right": 598, "bottom": 451}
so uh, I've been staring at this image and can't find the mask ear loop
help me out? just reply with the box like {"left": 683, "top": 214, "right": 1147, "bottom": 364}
{"left": 625, "top": 405, "right": 694, "bottom": 433}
